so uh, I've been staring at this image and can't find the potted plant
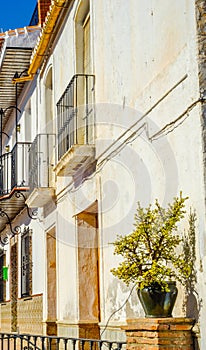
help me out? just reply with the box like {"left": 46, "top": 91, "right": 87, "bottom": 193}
{"left": 111, "top": 193, "right": 192, "bottom": 317}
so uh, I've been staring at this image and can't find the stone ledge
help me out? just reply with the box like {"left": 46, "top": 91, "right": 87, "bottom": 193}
{"left": 123, "top": 318, "right": 195, "bottom": 331}
{"left": 126, "top": 346, "right": 193, "bottom": 350}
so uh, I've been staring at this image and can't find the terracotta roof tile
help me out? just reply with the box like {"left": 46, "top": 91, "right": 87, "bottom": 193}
{"left": 38, "top": 0, "right": 52, "bottom": 25}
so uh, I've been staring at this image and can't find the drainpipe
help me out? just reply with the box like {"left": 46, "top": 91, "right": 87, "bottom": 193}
{"left": 12, "top": 0, "right": 70, "bottom": 84}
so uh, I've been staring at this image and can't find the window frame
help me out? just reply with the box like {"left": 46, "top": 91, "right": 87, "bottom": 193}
{"left": 0, "top": 250, "right": 6, "bottom": 302}
{"left": 21, "top": 228, "right": 32, "bottom": 298}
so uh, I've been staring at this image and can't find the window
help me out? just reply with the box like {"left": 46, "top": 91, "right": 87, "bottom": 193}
{"left": 83, "top": 13, "right": 91, "bottom": 74}
{"left": 74, "top": 1, "right": 94, "bottom": 145}
{"left": 45, "top": 67, "right": 54, "bottom": 134}
{"left": 0, "top": 250, "right": 6, "bottom": 302}
{"left": 21, "top": 228, "right": 32, "bottom": 297}
{"left": 75, "top": 0, "right": 91, "bottom": 74}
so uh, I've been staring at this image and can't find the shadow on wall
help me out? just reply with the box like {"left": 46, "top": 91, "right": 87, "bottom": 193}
{"left": 182, "top": 210, "right": 202, "bottom": 350}
{"left": 186, "top": 291, "right": 202, "bottom": 350}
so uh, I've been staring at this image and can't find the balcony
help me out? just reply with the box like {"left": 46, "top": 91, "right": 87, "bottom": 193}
{"left": 0, "top": 142, "right": 31, "bottom": 195}
{"left": 0, "top": 142, "right": 31, "bottom": 233}
{"left": 26, "top": 134, "right": 56, "bottom": 208}
{"left": 54, "top": 74, "right": 95, "bottom": 177}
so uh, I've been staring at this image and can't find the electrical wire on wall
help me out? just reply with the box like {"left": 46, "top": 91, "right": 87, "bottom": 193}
{"left": 56, "top": 94, "right": 202, "bottom": 205}
{"left": 100, "top": 283, "right": 136, "bottom": 338}
{"left": 56, "top": 74, "right": 205, "bottom": 204}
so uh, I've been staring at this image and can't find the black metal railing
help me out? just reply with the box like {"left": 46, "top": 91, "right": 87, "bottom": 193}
{"left": 0, "top": 151, "right": 11, "bottom": 195}
{"left": 0, "top": 142, "right": 31, "bottom": 196}
{"left": 0, "top": 334, "right": 126, "bottom": 350}
{"left": 57, "top": 74, "right": 95, "bottom": 160}
{"left": 28, "top": 134, "right": 56, "bottom": 192}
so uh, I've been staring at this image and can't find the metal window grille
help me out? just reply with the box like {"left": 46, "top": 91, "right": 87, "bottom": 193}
{"left": 11, "top": 142, "right": 31, "bottom": 188}
{"left": 28, "top": 134, "right": 56, "bottom": 192}
{"left": 0, "top": 252, "right": 5, "bottom": 302}
{"left": 56, "top": 74, "right": 95, "bottom": 160}
{"left": 21, "top": 228, "right": 32, "bottom": 298}
{"left": 0, "top": 142, "right": 31, "bottom": 195}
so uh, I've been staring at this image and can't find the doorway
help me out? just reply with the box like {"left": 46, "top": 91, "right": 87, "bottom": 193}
{"left": 77, "top": 201, "right": 100, "bottom": 339}
{"left": 46, "top": 227, "right": 57, "bottom": 335}
{"left": 10, "top": 243, "right": 18, "bottom": 332}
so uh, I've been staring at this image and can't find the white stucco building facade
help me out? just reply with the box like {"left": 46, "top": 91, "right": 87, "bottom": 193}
{"left": 0, "top": 0, "right": 206, "bottom": 349}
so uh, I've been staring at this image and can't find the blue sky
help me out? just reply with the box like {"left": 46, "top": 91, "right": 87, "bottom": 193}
{"left": 0, "top": 0, "right": 37, "bottom": 32}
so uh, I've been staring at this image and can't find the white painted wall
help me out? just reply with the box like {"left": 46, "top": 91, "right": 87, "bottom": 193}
{"left": 20, "top": 0, "right": 206, "bottom": 347}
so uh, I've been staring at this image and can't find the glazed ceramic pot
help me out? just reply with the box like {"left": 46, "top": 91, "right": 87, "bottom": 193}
{"left": 137, "top": 282, "right": 178, "bottom": 317}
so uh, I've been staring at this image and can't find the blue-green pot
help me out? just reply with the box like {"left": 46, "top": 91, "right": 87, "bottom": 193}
{"left": 137, "top": 282, "right": 178, "bottom": 317}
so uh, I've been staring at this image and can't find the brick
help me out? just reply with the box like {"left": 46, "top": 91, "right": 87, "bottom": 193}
{"left": 157, "top": 331, "right": 192, "bottom": 338}
{"left": 128, "top": 331, "right": 158, "bottom": 338}
{"left": 128, "top": 346, "right": 158, "bottom": 350}
{"left": 38, "top": 0, "right": 51, "bottom": 25}
{"left": 169, "top": 324, "right": 194, "bottom": 331}
{"left": 124, "top": 323, "right": 169, "bottom": 331}
{"left": 124, "top": 318, "right": 195, "bottom": 332}
{"left": 127, "top": 338, "right": 138, "bottom": 343}
{"left": 123, "top": 318, "right": 194, "bottom": 350}
{"left": 127, "top": 336, "right": 192, "bottom": 346}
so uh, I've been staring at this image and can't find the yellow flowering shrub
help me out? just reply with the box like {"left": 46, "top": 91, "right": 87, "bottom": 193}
{"left": 111, "top": 193, "right": 192, "bottom": 291}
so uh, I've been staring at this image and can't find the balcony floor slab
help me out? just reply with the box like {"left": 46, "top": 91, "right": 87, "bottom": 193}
{"left": 26, "top": 188, "right": 56, "bottom": 208}
{"left": 54, "top": 144, "right": 95, "bottom": 177}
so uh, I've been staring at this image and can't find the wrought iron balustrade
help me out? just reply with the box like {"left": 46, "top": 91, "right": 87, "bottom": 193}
{"left": 28, "top": 134, "right": 56, "bottom": 192}
{"left": 0, "top": 333, "right": 126, "bottom": 350}
{"left": 0, "top": 142, "right": 31, "bottom": 196}
{"left": 0, "top": 151, "right": 12, "bottom": 195}
{"left": 57, "top": 74, "right": 95, "bottom": 160}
